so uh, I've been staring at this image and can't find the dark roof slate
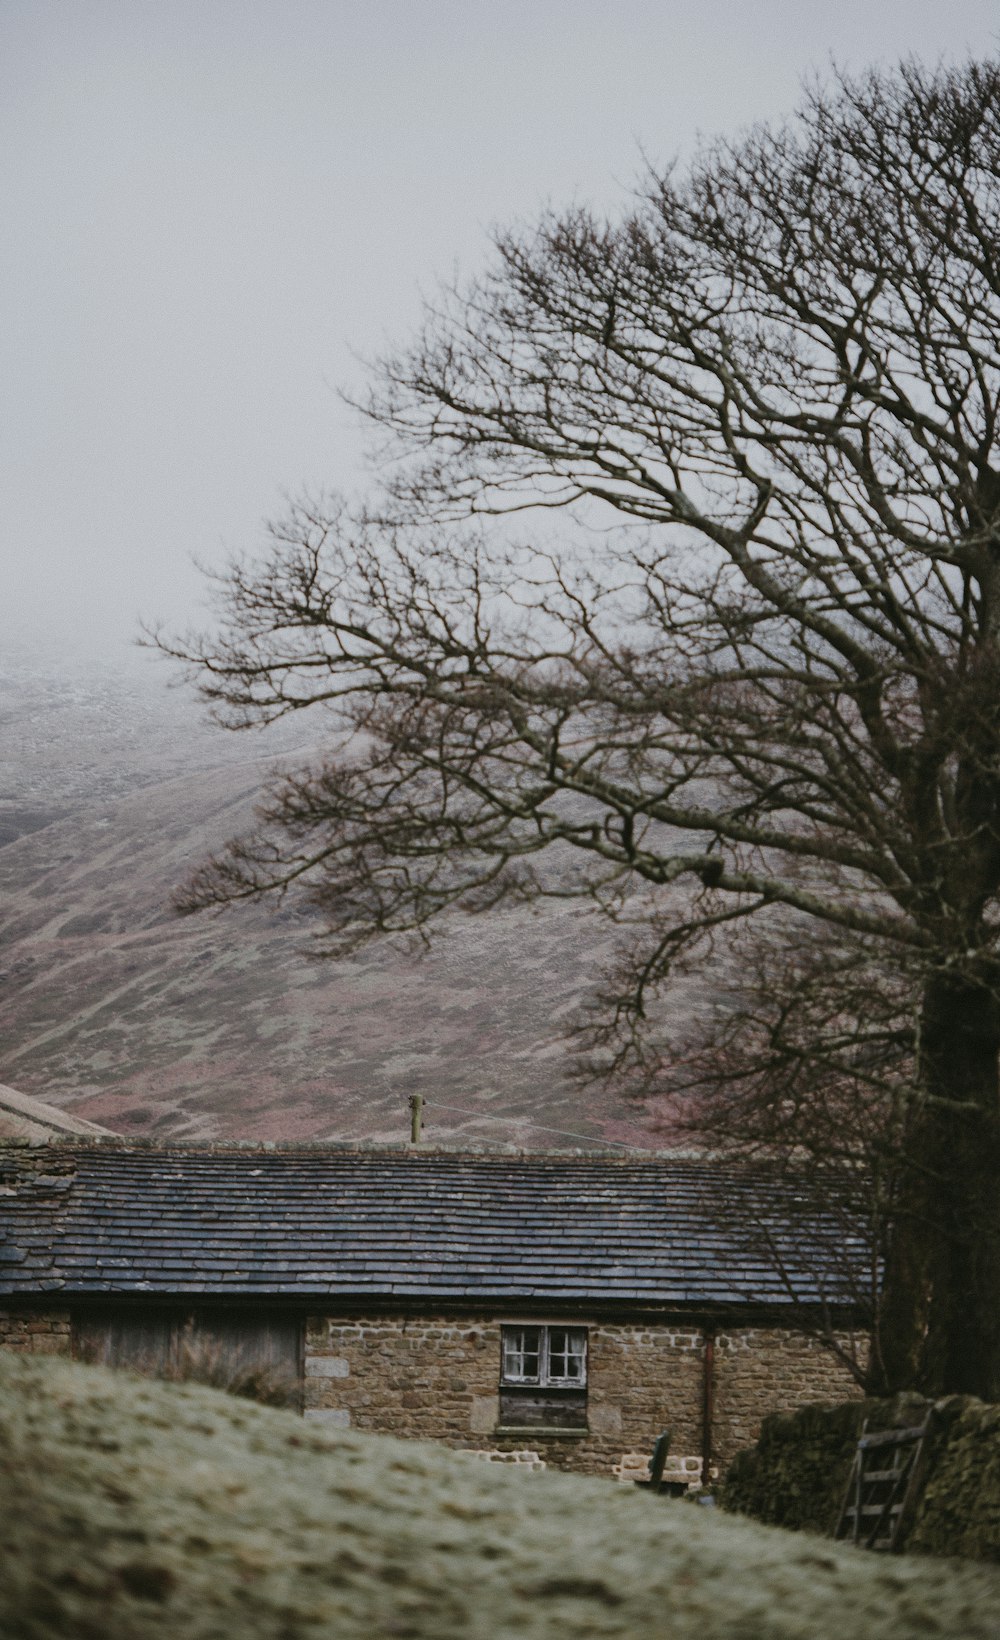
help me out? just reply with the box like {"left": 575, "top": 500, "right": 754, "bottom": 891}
{"left": 0, "top": 1143, "right": 865, "bottom": 1308}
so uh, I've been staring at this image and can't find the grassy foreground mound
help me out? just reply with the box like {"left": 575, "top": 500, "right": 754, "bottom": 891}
{"left": 3, "top": 1356, "right": 1000, "bottom": 1639}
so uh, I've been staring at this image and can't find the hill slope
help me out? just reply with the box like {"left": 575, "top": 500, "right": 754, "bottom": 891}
{"left": 0, "top": 660, "right": 671, "bottom": 1145}
{"left": 3, "top": 1353, "right": 999, "bottom": 1640}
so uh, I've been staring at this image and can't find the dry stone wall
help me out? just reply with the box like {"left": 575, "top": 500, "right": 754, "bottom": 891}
{"left": 904, "top": 1397, "right": 1000, "bottom": 1560}
{"left": 721, "top": 1396, "right": 869, "bottom": 1533}
{"left": 722, "top": 1392, "right": 1000, "bottom": 1560}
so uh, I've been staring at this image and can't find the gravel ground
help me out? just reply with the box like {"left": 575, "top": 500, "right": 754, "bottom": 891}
{"left": 3, "top": 1353, "right": 1000, "bottom": 1639}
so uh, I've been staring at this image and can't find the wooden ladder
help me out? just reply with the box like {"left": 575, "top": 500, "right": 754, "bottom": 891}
{"left": 834, "top": 1416, "right": 933, "bottom": 1552}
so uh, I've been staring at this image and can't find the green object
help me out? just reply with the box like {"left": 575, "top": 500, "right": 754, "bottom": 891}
{"left": 645, "top": 1430, "right": 672, "bottom": 1493}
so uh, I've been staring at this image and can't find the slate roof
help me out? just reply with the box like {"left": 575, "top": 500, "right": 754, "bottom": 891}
{"left": 0, "top": 1142, "right": 866, "bottom": 1309}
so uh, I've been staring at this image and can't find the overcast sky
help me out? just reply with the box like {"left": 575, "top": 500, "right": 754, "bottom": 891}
{"left": 3, "top": 1, "right": 999, "bottom": 669}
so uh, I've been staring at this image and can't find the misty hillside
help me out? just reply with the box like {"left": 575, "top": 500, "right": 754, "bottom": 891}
{"left": 0, "top": 659, "right": 671, "bottom": 1146}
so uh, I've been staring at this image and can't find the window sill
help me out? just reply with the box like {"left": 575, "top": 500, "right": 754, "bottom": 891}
{"left": 494, "top": 1425, "right": 590, "bottom": 1439}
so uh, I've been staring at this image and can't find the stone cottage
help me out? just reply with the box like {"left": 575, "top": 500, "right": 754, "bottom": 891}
{"left": 0, "top": 1138, "right": 864, "bottom": 1480}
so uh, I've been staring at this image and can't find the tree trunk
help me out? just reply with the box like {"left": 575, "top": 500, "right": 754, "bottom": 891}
{"left": 873, "top": 971, "right": 1000, "bottom": 1399}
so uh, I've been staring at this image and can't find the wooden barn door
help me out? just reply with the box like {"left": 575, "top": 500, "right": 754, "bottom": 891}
{"left": 73, "top": 1307, "right": 303, "bottom": 1407}
{"left": 73, "top": 1307, "right": 175, "bottom": 1373}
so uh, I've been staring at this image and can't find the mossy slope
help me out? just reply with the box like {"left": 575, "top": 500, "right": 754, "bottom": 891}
{"left": 3, "top": 1354, "right": 1000, "bottom": 1639}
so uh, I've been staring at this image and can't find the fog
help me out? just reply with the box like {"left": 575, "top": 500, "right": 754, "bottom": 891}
{"left": 3, "top": 0, "right": 998, "bottom": 669}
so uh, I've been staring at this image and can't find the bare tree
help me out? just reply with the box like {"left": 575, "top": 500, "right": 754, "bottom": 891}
{"left": 647, "top": 920, "right": 910, "bottom": 1388}
{"left": 162, "top": 59, "right": 1000, "bottom": 1399}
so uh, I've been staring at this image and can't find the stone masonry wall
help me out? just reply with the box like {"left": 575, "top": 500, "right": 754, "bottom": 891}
{"left": 721, "top": 1392, "right": 1000, "bottom": 1561}
{"left": 713, "top": 1329, "right": 863, "bottom": 1466}
{"left": 304, "top": 1314, "right": 859, "bottom": 1479}
{"left": 0, "top": 1303, "right": 860, "bottom": 1479}
{"left": 303, "top": 1315, "right": 706, "bottom": 1476}
{"left": 0, "top": 1307, "right": 72, "bottom": 1356}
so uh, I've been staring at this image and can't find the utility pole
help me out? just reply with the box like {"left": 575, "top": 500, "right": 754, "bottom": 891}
{"left": 409, "top": 1093, "right": 423, "bottom": 1145}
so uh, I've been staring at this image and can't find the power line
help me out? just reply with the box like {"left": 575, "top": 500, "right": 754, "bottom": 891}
{"left": 420, "top": 1097, "right": 648, "bottom": 1152}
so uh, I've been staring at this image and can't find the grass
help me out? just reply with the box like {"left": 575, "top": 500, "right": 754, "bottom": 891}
{"left": 3, "top": 1352, "right": 1000, "bottom": 1638}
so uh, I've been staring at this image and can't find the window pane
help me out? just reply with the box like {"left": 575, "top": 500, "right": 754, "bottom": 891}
{"left": 502, "top": 1327, "right": 541, "bottom": 1382}
{"left": 546, "top": 1328, "right": 586, "bottom": 1383}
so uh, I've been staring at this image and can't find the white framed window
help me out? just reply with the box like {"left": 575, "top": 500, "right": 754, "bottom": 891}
{"left": 501, "top": 1325, "right": 587, "bottom": 1386}
{"left": 499, "top": 1325, "right": 588, "bottom": 1429}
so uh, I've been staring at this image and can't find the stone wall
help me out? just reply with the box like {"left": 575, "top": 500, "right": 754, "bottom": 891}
{"left": 713, "top": 1328, "right": 863, "bottom": 1464}
{"left": 0, "top": 1301, "right": 861, "bottom": 1479}
{"left": 909, "top": 1397, "right": 1000, "bottom": 1560}
{"left": 720, "top": 1396, "right": 869, "bottom": 1533}
{"left": 721, "top": 1392, "right": 1000, "bottom": 1560}
{"left": 303, "top": 1313, "right": 858, "bottom": 1478}
{"left": 0, "top": 1308, "right": 72, "bottom": 1356}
